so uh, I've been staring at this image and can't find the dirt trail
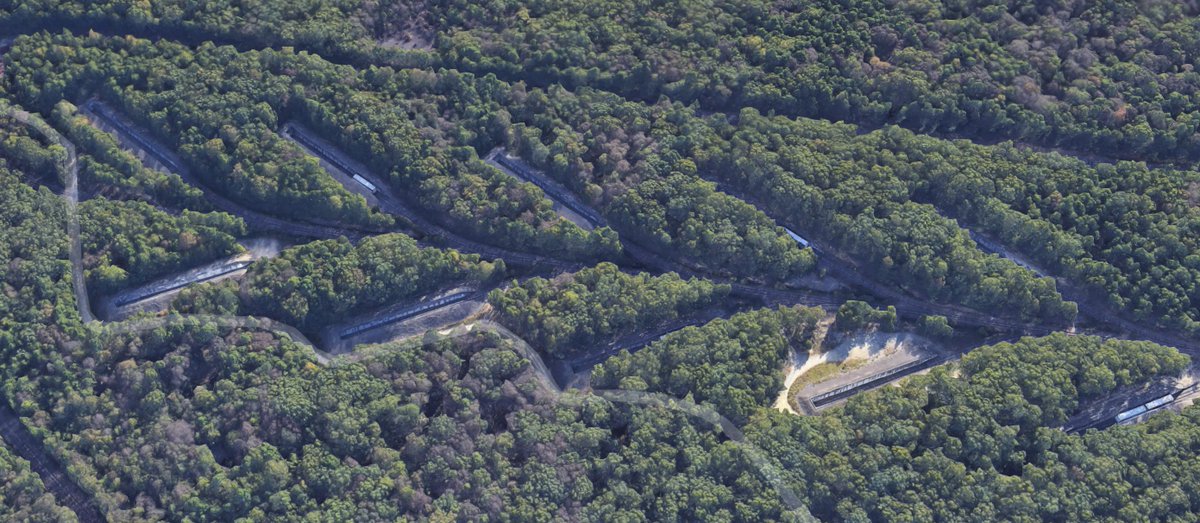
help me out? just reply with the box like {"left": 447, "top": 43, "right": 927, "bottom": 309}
{"left": 6, "top": 107, "right": 93, "bottom": 322}
{"left": 1, "top": 103, "right": 102, "bottom": 521}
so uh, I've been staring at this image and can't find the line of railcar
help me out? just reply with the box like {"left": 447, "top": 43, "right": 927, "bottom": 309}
{"left": 285, "top": 124, "right": 380, "bottom": 194}
{"left": 338, "top": 292, "right": 473, "bottom": 339}
{"left": 351, "top": 174, "right": 378, "bottom": 194}
{"left": 491, "top": 153, "right": 606, "bottom": 226}
{"left": 86, "top": 101, "right": 188, "bottom": 175}
{"left": 114, "top": 259, "right": 252, "bottom": 307}
{"left": 783, "top": 228, "right": 811, "bottom": 248}
{"left": 1114, "top": 393, "right": 1176, "bottom": 424}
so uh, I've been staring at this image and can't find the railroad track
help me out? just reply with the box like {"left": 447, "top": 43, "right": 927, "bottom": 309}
{"left": 3, "top": 104, "right": 102, "bottom": 522}
{"left": 81, "top": 103, "right": 1184, "bottom": 362}
{"left": 565, "top": 308, "right": 740, "bottom": 372}
{"left": 0, "top": 403, "right": 104, "bottom": 522}
{"left": 283, "top": 122, "right": 582, "bottom": 270}
{"left": 233, "top": 127, "right": 1079, "bottom": 338}
{"left": 83, "top": 100, "right": 387, "bottom": 241}
{"left": 487, "top": 149, "right": 608, "bottom": 228}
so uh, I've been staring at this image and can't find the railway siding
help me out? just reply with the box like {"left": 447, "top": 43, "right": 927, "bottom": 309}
{"left": 281, "top": 122, "right": 382, "bottom": 207}
{"left": 0, "top": 404, "right": 105, "bottom": 522}
{"left": 82, "top": 101, "right": 376, "bottom": 240}
{"left": 486, "top": 148, "right": 606, "bottom": 231}
{"left": 112, "top": 259, "right": 251, "bottom": 308}
{"left": 280, "top": 122, "right": 581, "bottom": 270}
{"left": 338, "top": 291, "right": 476, "bottom": 339}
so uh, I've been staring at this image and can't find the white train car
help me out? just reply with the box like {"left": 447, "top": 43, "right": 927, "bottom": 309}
{"left": 352, "top": 174, "right": 379, "bottom": 194}
{"left": 1114, "top": 394, "right": 1177, "bottom": 425}
{"left": 1114, "top": 405, "right": 1148, "bottom": 423}
{"left": 784, "top": 228, "right": 811, "bottom": 248}
{"left": 1144, "top": 394, "right": 1175, "bottom": 411}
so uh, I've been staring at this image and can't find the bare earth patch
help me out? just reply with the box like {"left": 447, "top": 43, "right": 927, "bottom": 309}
{"left": 380, "top": 32, "right": 433, "bottom": 50}
{"left": 775, "top": 329, "right": 937, "bottom": 414}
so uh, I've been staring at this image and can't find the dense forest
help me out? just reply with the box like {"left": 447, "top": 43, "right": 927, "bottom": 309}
{"left": 362, "top": 67, "right": 820, "bottom": 282}
{"left": 11, "top": 0, "right": 1200, "bottom": 163}
{"left": 5, "top": 35, "right": 389, "bottom": 230}
{"left": 0, "top": 119, "right": 59, "bottom": 181}
{"left": 4, "top": 32, "right": 622, "bottom": 261}
{"left": 749, "top": 334, "right": 1194, "bottom": 521}
{"left": 488, "top": 263, "right": 730, "bottom": 359}
{"left": 720, "top": 109, "right": 1200, "bottom": 333}
{"left": 0, "top": 0, "right": 414, "bottom": 62}
{"left": 173, "top": 233, "right": 499, "bottom": 331}
{"left": 422, "top": 0, "right": 1200, "bottom": 164}
{"left": 484, "top": 84, "right": 1080, "bottom": 322}
{"left": 481, "top": 81, "right": 1200, "bottom": 332}
{"left": 594, "top": 306, "right": 824, "bottom": 424}
{"left": 10, "top": 316, "right": 801, "bottom": 521}
{"left": 290, "top": 72, "right": 620, "bottom": 261}
{"left": 51, "top": 101, "right": 210, "bottom": 210}
{"left": 80, "top": 198, "right": 244, "bottom": 295}
{"left": 4, "top": 1, "right": 1200, "bottom": 521}
{"left": 0, "top": 439, "right": 75, "bottom": 522}
{"left": 0, "top": 121, "right": 1198, "bottom": 522}
{"left": 2, "top": 169, "right": 1196, "bottom": 519}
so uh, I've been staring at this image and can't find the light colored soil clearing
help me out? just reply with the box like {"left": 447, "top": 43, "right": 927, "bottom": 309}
{"left": 774, "top": 329, "right": 931, "bottom": 414}
{"left": 772, "top": 317, "right": 832, "bottom": 413}
{"left": 380, "top": 31, "right": 433, "bottom": 50}
{"left": 790, "top": 358, "right": 868, "bottom": 390}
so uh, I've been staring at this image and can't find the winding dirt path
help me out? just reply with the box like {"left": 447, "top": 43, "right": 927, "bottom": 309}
{"left": 1, "top": 103, "right": 99, "bottom": 521}
{"left": 5, "top": 106, "right": 93, "bottom": 322}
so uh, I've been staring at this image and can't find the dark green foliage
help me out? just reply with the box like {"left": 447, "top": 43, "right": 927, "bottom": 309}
{"left": 333, "top": 16, "right": 1197, "bottom": 331}
{"left": 0, "top": 114, "right": 61, "bottom": 182}
{"left": 594, "top": 306, "right": 824, "bottom": 423}
{"left": 2, "top": 151, "right": 1200, "bottom": 521}
{"left": 959, "top": 335, "right": 1189, "bottom": 423}
{"left": 0, "top": 165, "right": 75, "bottom": 374}
{"left": 5, "top": 31, "right": 620, "bottom": 259}
{"left": 51, "top": 101, "right": 208, "bottom": 210}
{"left": 11, "top": 0, "right": 1200, "bottom": 165}
{"left": 609, "top": 174, "right": 815, "bottom": 282}
{"left": 917, "top": 314, "right": 953, "bottom": 339}
{"left": 170, "top": 278, "right": 242, "bottom": 317}
{"left": 179, "top": 233, "right": 499, "bottom": 331}
{"left": 0, "top": 0, "right": 413, "bottom": 62}
{"left": 5, "top": 33, "right": 387, "bottom": 228}
{"left": 495, "top": 84, "right": 819, "bottom": 282}
{"left": 721, "top": 109, "right": 1197, "bottom": 333}
{"left": 489, "top": 262, "right": 730, "bottom": 358}
{"left": 4, "top": 4, "right": 1200, "bottom": 521}
{"left": 491, "top": 85, "right": 1076, "bottom": 322}
{"left": 7, "top": 312, "right": 787, "bottom": 521}
{"left": 422, "top": 0, "right": 1200, "bottom": 163}
{"left": 79, "top": 198, "right": 245, "bottom": 294}
{"left": 835, "top": 300, "right": 897, "bottom": 331}
{"left": 290, "top": 81, "right": 620, "bottom": 260}
{"left": 0, "top": 439, "right": 76, "bottom": 522}
{"left": 748, "top": 334, "right": 1192, "bottom": 521}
